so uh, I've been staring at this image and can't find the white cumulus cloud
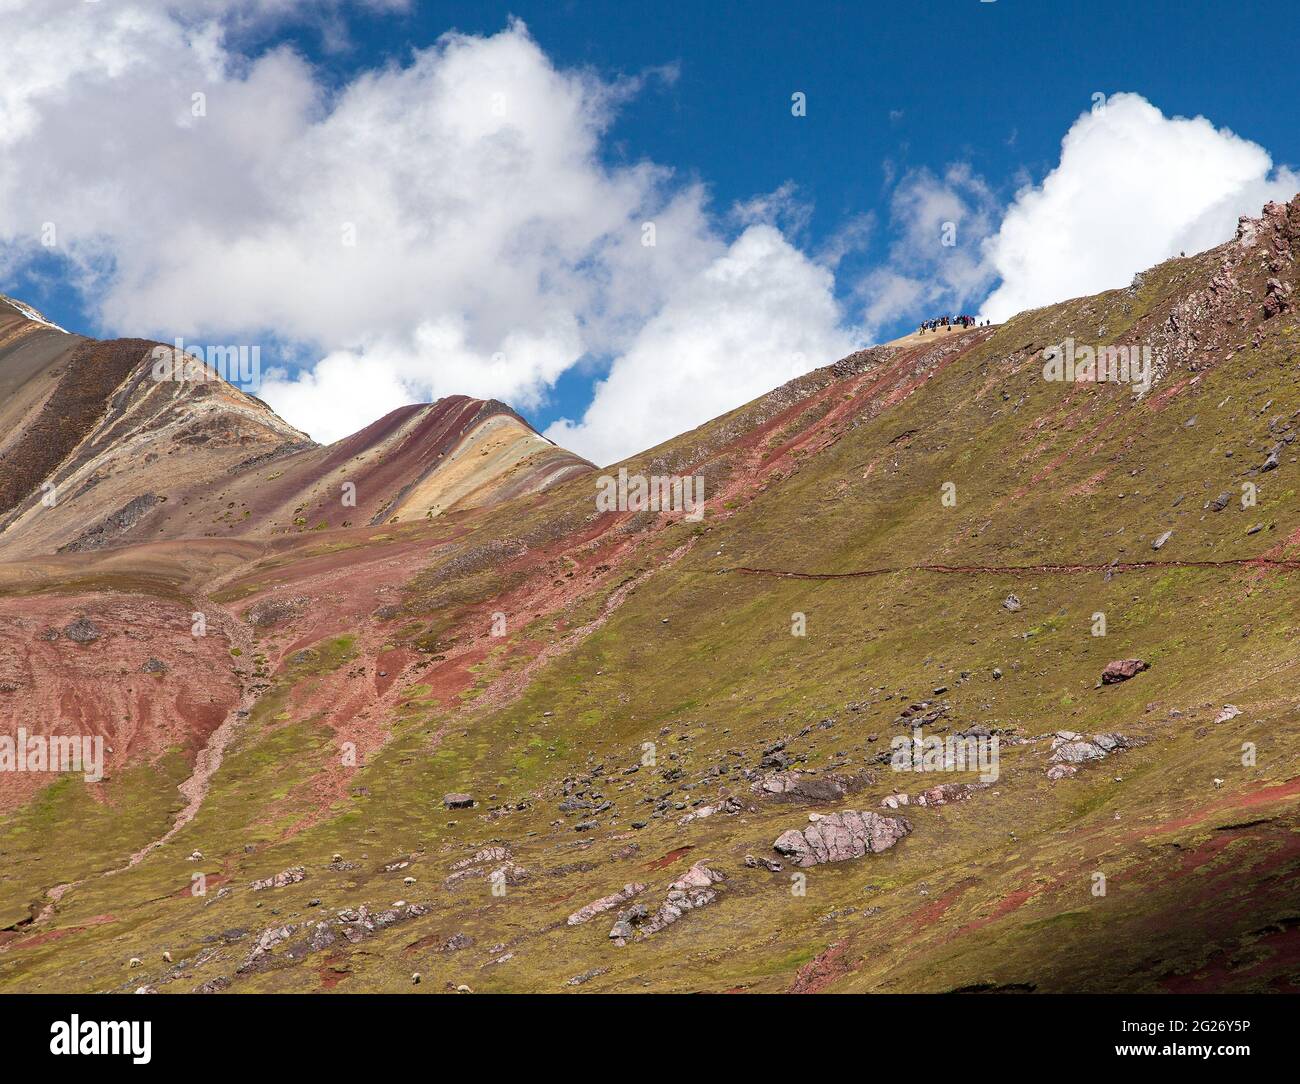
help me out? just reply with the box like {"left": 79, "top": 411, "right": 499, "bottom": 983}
{"left": 855, "top": 163, "right": 999, "bottom": 336}
{"left": 980, "top": 93, "right": 1299, "bottom": 320}
{"left": 3, "top": 10, "right": 1295, "bottom": 465}
{"left": 546, "top": 225, "right": 859, "bottom": 466}
{"left": 0, "top": 1, "right": 855, "bottom": 457}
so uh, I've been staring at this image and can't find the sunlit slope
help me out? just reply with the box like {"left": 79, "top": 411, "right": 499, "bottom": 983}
{"left": 1, "top": 198, "right": 1297, "bottom": 992}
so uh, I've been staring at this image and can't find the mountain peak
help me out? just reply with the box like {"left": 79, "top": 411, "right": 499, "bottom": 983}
{"left": 0, "top": 292, "right": 68, "bottom": 333}
{"left": 0, "top": 319, "right": 592, "bottom": 557}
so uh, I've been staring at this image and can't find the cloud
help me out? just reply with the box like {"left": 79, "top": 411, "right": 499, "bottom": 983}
{"left": 546, "top": 225, "right": 859, "bottom": 466}
{"left": 980, "top": 93, "right": 1299, "bottom": 320}
{"left": 853, "top": 164, "right": 999, "bottom": 335}
{"left": 5, "top": 12, "right": 1294, "bottom": 465}
{"left": 0, "top": 1, "right": 855, "bottom": 456}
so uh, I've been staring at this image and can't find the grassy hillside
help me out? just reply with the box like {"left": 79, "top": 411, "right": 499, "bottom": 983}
{"left": 1, "top": 200, "right": 1298, "bottom": 993}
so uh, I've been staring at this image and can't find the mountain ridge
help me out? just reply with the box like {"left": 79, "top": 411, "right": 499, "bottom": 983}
{"left": 0, "top": 195, "right": 1297, "bottom": 994}
{"left": 0, "top": 305, "right": 593, "bottom": 559}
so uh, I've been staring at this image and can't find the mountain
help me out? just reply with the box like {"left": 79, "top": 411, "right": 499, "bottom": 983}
{"left": 0, "top": 197, "right": 1297, "bottom": 993}
{"left": 0, "top": 299, "right": 592, "bottom": 560}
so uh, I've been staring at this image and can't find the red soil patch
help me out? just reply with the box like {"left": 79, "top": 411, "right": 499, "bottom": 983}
{"left": 1009, "top": 404, "right": 1127, "bottom": 501}
{"left": 790, "top": 940, "right": 853, "bottom": 993}
{"left": 909, "top": 880, "right": 974, "bottom": 932}
{"left": 1145, "top": 375, "right": 1197, "bottom": 411}
{"left": 401, "top": 934, "right": 442, "bottom": 957}
{"left": 953, "top": 886, "right": 1041, "bottom": 939}
{"left": 644, "top": 846, "right": 694, "bottom": 872}
{"left": 374, "top": 647, "right": 410, "bottom": 697}
{"left": 317, "top": 961, "right": 351, "bottom": 990}
{"left": 1160, "top": 921, "right": 1300, "bottom": 992}
{"left": 420, "top": 640, "right": 494, "bottom": 709}
{"left": 1172, "top": 833, "right": 1238, "bottom": 876}
{"left": 1068, "top": 467, "right": 1112, "bottom": 497}
{"left": 0, "top": 592, "right": 242, "bottom": 812}
{"left": 1145, "top": 777, "right": 1300, "bottom": 835}
{"left": 7, "top": 913, "right": 115, "bottom": 949}
{"left": 173, "top": 873, "right": 229, "bottom": 899}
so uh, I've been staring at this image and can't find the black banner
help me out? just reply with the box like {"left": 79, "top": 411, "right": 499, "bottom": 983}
{"left": 6, "top": 992, "right": 1294, "bottom": 1069}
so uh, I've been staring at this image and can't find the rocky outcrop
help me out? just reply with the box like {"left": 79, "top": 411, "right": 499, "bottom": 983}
{"left": 567, "top": 882, "right": 646, "bottom": 926}
{"left": 250, "top": 866, "right": 306, "bottom": 891}
{"left": 245, "top": 595, "right": 308, "bottom": 628}
{"left": 881, "top": 781, "right": 988, "bottom": 809}
{"left": 238, "top": 902, "right": 431, "bottom": 975}
{"left": 58, "top": 493, "right": 160, "bottom": 553}
{"left": 1100, "top": 659, "right": 1148, "bottom": 684}
{"left": 1050, "top": 731, "right": 1135, "bottom": 764}
{"left": 1046, "top": 731, "right": 1137, "bottom": 778}
{"left": 608, "top": 862, "right": 723, "bottom": 945}
{"left": 752, "top": 770, "right": 867, "bottom": 803}
{"left": 772, "top": 810, "right": 911, "bottom": 867}
{"left": 445, "top": 845, "right": 525, "bottom": 888}
{"left": 63, "top": 617, "right": 102, "bottom": 643}
{"left": 676, "top": 796, "right": 743, "bottom": 825}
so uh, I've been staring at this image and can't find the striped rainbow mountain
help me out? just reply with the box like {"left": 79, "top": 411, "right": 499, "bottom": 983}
{"left": 0, "top": 296, "right": 593, "bottom": 560}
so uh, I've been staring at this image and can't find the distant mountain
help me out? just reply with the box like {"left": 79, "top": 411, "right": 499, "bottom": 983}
{"left": 0, "top": 300, "right": 592, "bottom": 558}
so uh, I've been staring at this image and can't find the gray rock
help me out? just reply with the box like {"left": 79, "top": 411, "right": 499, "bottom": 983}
{"left": 1101, "top": 658, "right": 1148, "bottom": 684}
{"left": 608, "top": 903, "right": 650, "bottom": 944}
{"left": 1048, "top": 730, "right": 1136, "bottom": 769}
{"left": 772, "top": 810, "right": 911, "bottom": 867}
{"left": 249, "top": 866, "right": 306, "bottom": 891}
{"left": 63, "top": 617, "right": 102, "bottom": 643}
{"left": 567, "top": 883, "right": 646, "bottom": 926}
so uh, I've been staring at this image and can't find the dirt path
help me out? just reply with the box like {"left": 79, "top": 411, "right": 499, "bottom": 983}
{"left": 725, "top": 554, "right": 1300, "bottom": 580}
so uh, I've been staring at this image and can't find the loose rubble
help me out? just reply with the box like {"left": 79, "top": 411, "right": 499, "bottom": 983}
{"left": 751, "top": 770, "right": 867, "bottom": 802}
{"left": 881, "top": 781, "right": 988, "bottom": 809}
{"left": 238, "top": 901, "right": 432, "bottom": 975}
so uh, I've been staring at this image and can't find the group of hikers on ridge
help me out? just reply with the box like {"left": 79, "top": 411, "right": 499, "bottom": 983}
{"left": 918, "top": 314, "right": 986, "bottom": 333}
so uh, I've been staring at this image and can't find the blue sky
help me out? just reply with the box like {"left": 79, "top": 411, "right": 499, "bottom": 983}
{"left": 3, "top": 0, "right": 1297, "bottom": 463}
